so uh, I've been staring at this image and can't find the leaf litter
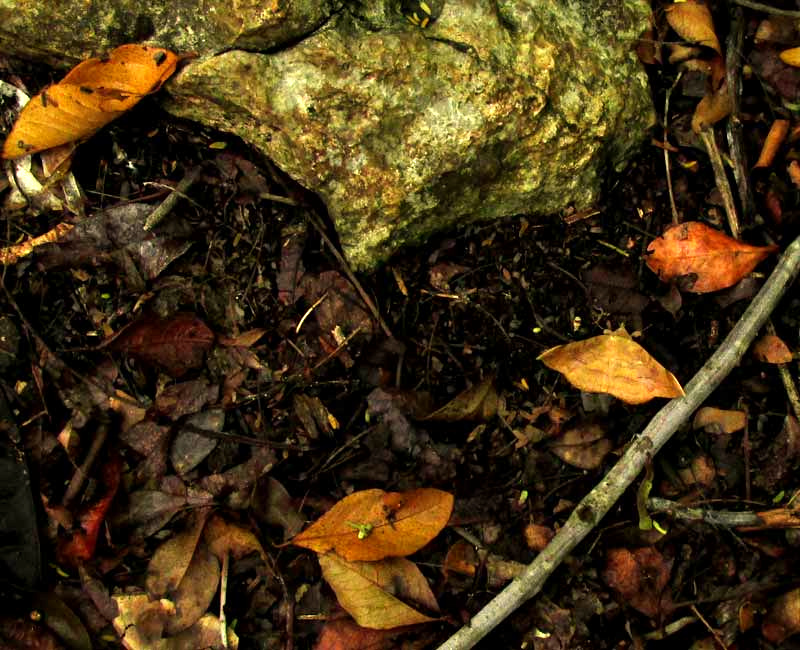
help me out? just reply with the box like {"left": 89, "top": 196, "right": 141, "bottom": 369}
{"left": 4, "top": 8, "right": 800, "bottom": 648}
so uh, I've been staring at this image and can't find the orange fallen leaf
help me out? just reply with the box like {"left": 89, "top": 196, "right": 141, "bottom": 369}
{"left": 2, "top": 44, "right": 182, "bottom": 159}
{"left": 319, "top": 554, "right": 438, "bottom": 629}
{"left": 538, "top": 328, "right": 684, "bottom": 405}
{"left": 291, "top": 488, "right": 453, "bottom": 562}
{"left": 646, "top": 222, "right": 778, "bottom": 293}
{"left": 692, "top": 407, "right": 746, "bottom": 434}
{"left": 665, "top": 0, "right": 721, "bottom": 54}
{"left": 780, "top": 47, "right": 800, "bottom": 67}
{"left": 754, "top": 119, "right": 790, "bottom": 169}
{"left": 753, "top": 334, "right": 793, "bottom": 364}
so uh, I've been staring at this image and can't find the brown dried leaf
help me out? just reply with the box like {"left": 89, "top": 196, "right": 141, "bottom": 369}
{"left": 753, "top": 334, "right": 793, "bottom": 364}
{"left": 146, "top": 509, "right": 211, "bottom": 598}
{"left": 763, "top": 587, "right": 800, "bottom": 643}
{"left": 665, "top": 1, "right": 721, "bottom": 54}
{"left": 292, "top": 488, "right": 453, "bottom": 562}
{"left": 203, "top": 514, "right": 268, "bottom": 563}
{"left": 548, "top": 423, "right": 613, "bottom": 469}
{"left": 110, "top": 312, "right": 215, "bottom": 377}
{"left": 692, "top": 82, "right": 732, "bottom": 132}
{"left": 163, "top": 543, "right": 220, "bottom": 635}
{"left": 318, "top": 554, "right": 438, "bottom": 629}
{"left": 603, "top": 547, "right": 675, "bottom": 619}
{"left": 538, "top": 328, "right": 684, "bottom": 405}
{"left": 646, "top": 222, "right": 778, "bottom": 293}
{"left": 423, "top": 374, "right": 500, "bottom": 422}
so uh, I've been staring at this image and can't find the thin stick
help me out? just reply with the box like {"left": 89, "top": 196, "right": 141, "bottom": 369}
{"left": 699, "top": 129, "right": 741, "bottom": 240}
{"left": 306, "top": 212, "right": 394, "bottom": 339}
{"left": 725, "top": 6, "right": 754, "bottom": 221}
{"left": 730, "top": 0, "right": 800, "bottom": 17}
{"left": 62, "top": 422, "right": 108, "bottom": 507}
{"left": 143, "top": 165, "right": 204, "bottom": 230}
{"left": 436, "top": 234, "right": 800, "bottom": 650}
{"left": 665, "top": 71, "right": 684, "bottom": 225}
{"left": 691, "top": 604, "right": 729, "bottom": 650}
{"left": 220, "top": 550, "right": 229, "bottom": 649}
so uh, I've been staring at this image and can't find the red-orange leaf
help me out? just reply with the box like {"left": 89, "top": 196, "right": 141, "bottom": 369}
{"left": 646, "top": 222, "right": 778, "bottom": 293}
{"left": 538, "top": 328, "right": 684, "bottom": 405}
{"left": 291, "top": 488, "right": 453, "bottom": 562}
{"left": 2, "top": 44, "right": 182, "bottom": 159}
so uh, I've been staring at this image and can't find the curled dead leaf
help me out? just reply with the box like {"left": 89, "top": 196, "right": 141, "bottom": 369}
{"left": 423, "top": 374, "right": 500, "bottom": 422}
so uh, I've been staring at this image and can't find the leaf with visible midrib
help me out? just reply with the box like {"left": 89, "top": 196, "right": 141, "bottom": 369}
{"left": 319, "top": 554, "right": 438, "bottom": 629}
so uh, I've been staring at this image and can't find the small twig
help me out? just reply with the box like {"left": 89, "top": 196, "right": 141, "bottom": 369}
{"left": 699, "top": 129, "right": 741, "bottom": 240}
{"left": 691, "top": 604, "right": 729, "bottom": 650}
{"left": 305, "top": 212, "right": 394, "bottom": 339}
{"left": 259, "top": 192, "right": 299, "bottom": 207}
{"left": 647, "top": 497, "right": 762, "bottom": 528}
{"left": 220, "top": 550, "right": 229, "bottom": 649}
{"left": 296, "top": 291, "right": 328, "bottom": 334}
{"left": 143, "top": 165, "right": 204, "bottom": 230}
{"left": 62, "top": 422, "right": 108, "bottom": 508}
{"left": 730, "top": 0, "right": 800, "bottom": 17}
{"left": 725, "top": 6, "right": 754, "bottom": 222}
{"left": 311, "top": 325, "right": 363, "bottom": 371}
{"left": 435, "top": 234, "right": 800, "bottom": 650}
{"left": 664, "top": 71, "right": 684, "bottom": 225}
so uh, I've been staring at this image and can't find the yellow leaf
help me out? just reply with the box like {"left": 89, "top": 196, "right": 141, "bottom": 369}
{"left": 319, "top": 554, "right": 438, "bottom": 629}
{"left": 538, "top": 328, "right": 684, "bottom": 404}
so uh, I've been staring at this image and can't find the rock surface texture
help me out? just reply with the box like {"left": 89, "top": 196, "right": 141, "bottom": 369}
{"left": 0, "top": 0, "right": 654, "bottom": 269}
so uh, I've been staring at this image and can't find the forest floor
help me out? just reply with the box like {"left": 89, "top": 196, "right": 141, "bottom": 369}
{"left": 3, "top": 2, "right": 800, "bottom": 649}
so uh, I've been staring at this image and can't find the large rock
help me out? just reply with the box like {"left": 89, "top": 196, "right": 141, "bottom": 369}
{"left": 0, "top": 0, "right": 653, "bottom": 269}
